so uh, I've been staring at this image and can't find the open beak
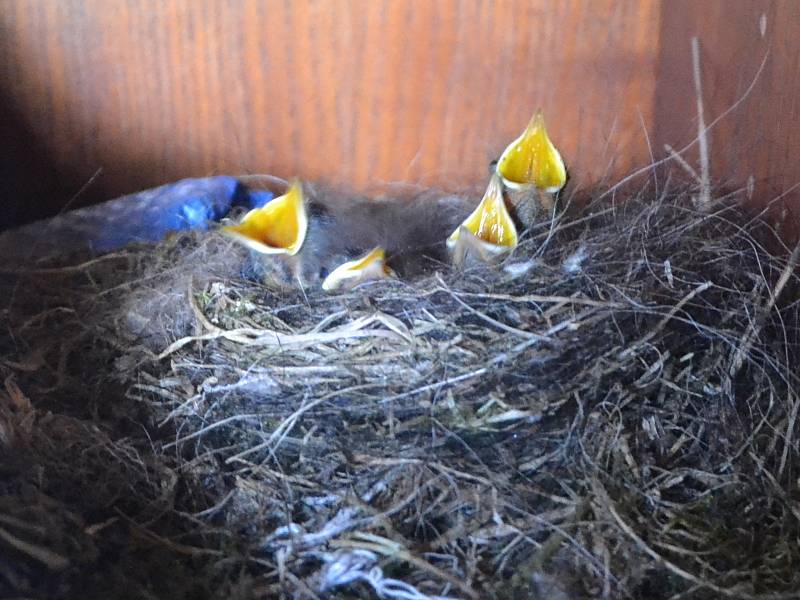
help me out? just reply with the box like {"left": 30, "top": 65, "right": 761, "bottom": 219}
{"left": 321, "top": 247, "right": 396, "bottom": 292}
{"left": 447, "top": 174, "right": 518, "bottom": 266}
{"left": 496, "top": 110, "right": 566, "bottom": 193}
{"left": 221, "top": 178, "right": 308, "bottom": 255}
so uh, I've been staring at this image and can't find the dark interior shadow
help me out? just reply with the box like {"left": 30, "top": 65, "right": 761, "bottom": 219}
{"left": 0, "top": 96, "right": 73, "bottom": 231}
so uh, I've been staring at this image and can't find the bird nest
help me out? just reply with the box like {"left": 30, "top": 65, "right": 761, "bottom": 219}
{"left": 1, "top": 180, "right": 798, "bottom": 600}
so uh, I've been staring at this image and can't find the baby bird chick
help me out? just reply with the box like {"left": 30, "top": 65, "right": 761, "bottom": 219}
{"left": 447, "top": 173, "right": 518, "bottom": 267}
{"left": 223, "top": 177, "right": 475, "bottom": 291}
{"left": 321, "top": 247, "right": 395, "bottom": 291}
{"left": 222, "top": 178, "right": 307, "bottom": 257}
{"left": 495, "top": 110, "right": 567, "bottom": 228}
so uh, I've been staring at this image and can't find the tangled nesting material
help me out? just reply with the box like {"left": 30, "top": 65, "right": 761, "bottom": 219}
{"left": 1, "top": 180, "right": 798, "bottom": 600}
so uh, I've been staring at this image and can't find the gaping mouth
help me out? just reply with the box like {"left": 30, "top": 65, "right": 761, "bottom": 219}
{"left": 322, "top": 247, "right": 396, "bottom": 291}
{"left": 222, "top": 178, "right": 308, "bottom": 255}
{"left": 496, "top": 110, "right": 566, "bottom": 193}
{"left": 447, "top": 174, "right": 518, "bottom": 263}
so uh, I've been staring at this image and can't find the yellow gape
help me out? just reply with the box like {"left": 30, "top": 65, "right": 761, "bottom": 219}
{"left": 447, "top": 174, "right": 518, "bottom": 265}
{"left": 496, "top": 110, "right": 567, "bottom": 193}
{"left": 222, "top": 179, "right": 308, "bottom": 255}
{"left": 322, "top": 247, "right": 396, "bottom": 292}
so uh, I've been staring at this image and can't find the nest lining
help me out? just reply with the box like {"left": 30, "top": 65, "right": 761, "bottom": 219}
{"left": 1, "top": 180, "right": 799, "bottom": 600}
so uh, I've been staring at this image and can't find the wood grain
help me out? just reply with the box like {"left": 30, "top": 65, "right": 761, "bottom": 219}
{"left": 654, "top": 0, "right": 800, "bottom": 237}
{"left": 0, "top": 0, "right": 659, "bottom": 227}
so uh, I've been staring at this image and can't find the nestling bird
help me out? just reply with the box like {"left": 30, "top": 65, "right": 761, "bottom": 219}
{"left": 447, "top": 173, "right": 518, "bottom": 267}
{"left": 321, "top": 247, "right": 395, "bottom": 291}
{"left": 222, "top": 112, "right": 567, "bottom": 288}
{"left": 222, "top": 177, "right": 308, "bottom": 257}
{"left": 494, "top": 110, "right": 567, "bottom": 228}
{"left": 222, "top": 176, "right": 476, "bottom": 290}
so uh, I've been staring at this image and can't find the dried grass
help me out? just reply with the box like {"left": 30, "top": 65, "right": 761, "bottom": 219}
{"left": 1, "top": 176, "right": 798, "bottom": 600}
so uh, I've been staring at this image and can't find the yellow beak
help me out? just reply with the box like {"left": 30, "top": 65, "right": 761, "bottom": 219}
{"left": 221, "top": 179, "right": 308, "bottom": 255}
{"left": 321, "top": 247, "right": 396, "bottom": 292}
{"left": 496, "top": 110, "right": 567, "bottom": 193}
{"left": 447, "top": 174, "right": 518, "bottom": 265}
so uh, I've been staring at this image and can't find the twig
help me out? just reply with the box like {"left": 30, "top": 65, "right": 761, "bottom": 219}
{"left": 595, "top": 46, "right": 768, "bottom": 202}
{"left": 664, "top": 144, "right": 700, "bottom": 182}
{"left": 0, "top": 525, "right": 70, "bottom": 570}
{"left": 593, "top": 480, "right": 797, "bottom": 599}
{"left": 729, "top": 243, "right": 800, "bottom": 379}
{"left": 619, "top": 281, "right": 712, "bottom": 360}
{"left": 692, "top": 37, "right": 711, "bottom": 206}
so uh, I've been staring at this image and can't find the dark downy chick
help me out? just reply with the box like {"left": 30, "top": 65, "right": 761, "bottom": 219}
{"left": 226, "top": 176, "right": 476, "bottom": 291}
{"left": 494, "top": 110, "right": 567, "bottom": 228}
{"left": 446, "top": 173, "right": 518, "bottom": 268}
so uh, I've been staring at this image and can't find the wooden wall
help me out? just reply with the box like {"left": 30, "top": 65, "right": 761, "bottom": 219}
{"left": 0, "top": 0, "right": 797, "bottom": 235}
{"left": 654, "top": 0, "right": 799, "bottom": 230}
